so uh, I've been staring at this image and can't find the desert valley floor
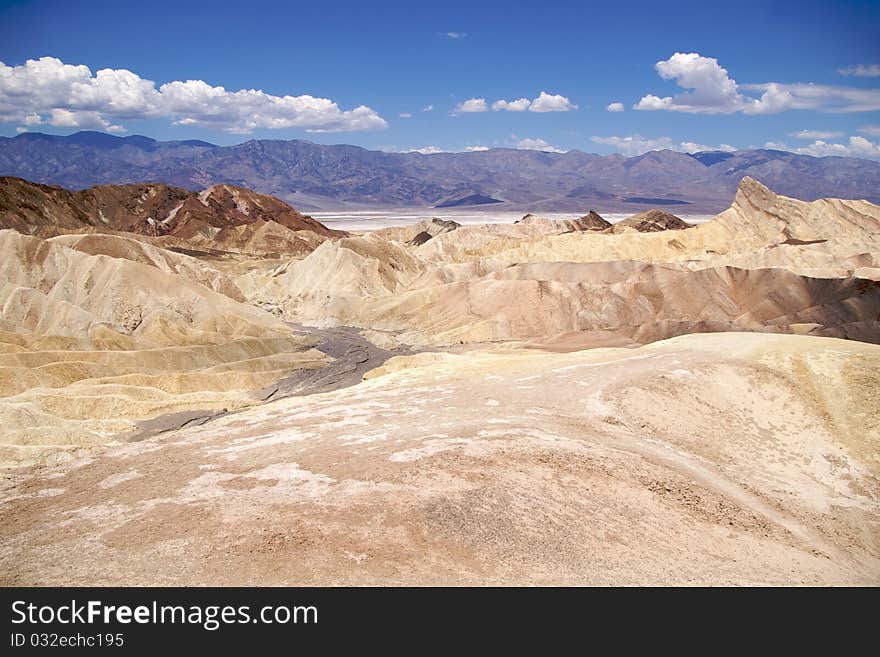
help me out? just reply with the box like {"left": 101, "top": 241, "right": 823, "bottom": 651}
{"left": 0, "top": 175, "right": 878, "bottom": 585}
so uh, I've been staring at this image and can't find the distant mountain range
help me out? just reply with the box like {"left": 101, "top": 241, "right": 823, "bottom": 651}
{"left": 2, "top": 131, "right": 879, "bottom": 212}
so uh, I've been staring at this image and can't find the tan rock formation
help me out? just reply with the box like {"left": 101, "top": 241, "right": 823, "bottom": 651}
{"left": 47, "top": 232, "right": 245, "bottom": 300}
{"left": 2, "top": 174, "right": 879, "bottom": 585}
{"left": 416, "top": 178, "right": 880, "bottom": 269}
{"left": 516, "top": 210, "right": 612, "bottom": 232}
{"left": 0, "top": 230, "right": 326, "bottom": 467}
{"left": 241, "top": 179, "right": 880, "bottom": 346}
{"left": 373, "top": 217, "right": 461, "bottom": 245}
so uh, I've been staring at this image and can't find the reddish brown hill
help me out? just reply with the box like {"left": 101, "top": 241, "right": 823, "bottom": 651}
{"left": 610, "top": 209, "right": 691, "bottom": 233}
{"left": 0, "top": 176, "right": 341, "bottom": 240}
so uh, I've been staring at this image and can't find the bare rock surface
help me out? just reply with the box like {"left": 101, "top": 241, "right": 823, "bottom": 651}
{"left": 241, "top": 180, "right": 880, "bottom": 346}
{"left": 2, "top": 176, "right": 879, "bottom": 585}
{"left": 0, "top": 229, "right": 327, "bottom": 467}
{"left": 1, "top": 333, "right": 877, "bottom": 585}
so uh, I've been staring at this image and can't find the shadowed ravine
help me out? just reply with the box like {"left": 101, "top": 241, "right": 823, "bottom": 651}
{"left": 255, "top": 324, "right": 417, "bottom": 401}
{"left": 120, "top": 324, "right": 423, "bottom": 443}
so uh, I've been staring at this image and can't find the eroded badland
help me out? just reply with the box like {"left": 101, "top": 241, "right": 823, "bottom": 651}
{"left": 1, "top": 175, "right": 878, "bottom": 585}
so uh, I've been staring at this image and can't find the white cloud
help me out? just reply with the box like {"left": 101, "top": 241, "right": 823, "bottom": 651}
{"left": 859, "top": 124, "right": 880, "bottom": 137}
{"left": 492, "top": 98, "right": 531, "bottom": 112}
{"left": 444, "top": 32, "right": 467, "bottom": 39}
{"left": 634, "top": 53, "right": 744, "bottom": 114}
{"left": 635, "top": 52, "right": 880, "bottom": 114}
{"left": 764, "top": 135, "right": 880, "bottom": 160}
{"left": 742, "top": 82, "right": 880, "bottom": 114}
{"left": 423, "top": 104, "right": 434, "bottom": 112}
{"left": 797, "top": 139, "right": 879, "bottom": 157}
{"left": 516, "top": 137, "right": 566, "bottom": 153}
{"left": 489, "top": 91, "right": 576, "bottom": 113}
{"left": 15, "top": 106, "right": 126, "bottom": 134}
{"left": 592, "top": 135, "right": 672, "bottom": 155}
{"left": 399, "top": 112, "right": 413, "bottom": 119}
{"left": 453, "top": 97, "right": 488, "bottom": 114}
{"left": 839, "top": 64, "right": 880, "bottom": 77}
{"left": 528, "top": 91, "right": 577, "bottom": 112}
{"left": 404, "top": 145, "right": 490, "bottom": 154}
{"left": 0, "top": 56, "right": 387, "bottom": 134}
{"left": 591, "top": 134, "right": 736, "bottom": 156}
{"left": 403, "top": 146, "right": 446, "bottom": 154}
{"left": 763, "top": 141, "right": 790, "bottom": 151}
{"left": 789, "top": 129, "right": 844, "bottom": 139}
{"left": 47, "top": 108, "right": 126, "bottom": 132}
{"left": 158, "top": 79, "right": 387, "bottom": 133}
{"left": 606, "top": 102, "right": 624, "bottom": 112}
{"left": 680, "top": 141, "right": 737, "bottom": 153}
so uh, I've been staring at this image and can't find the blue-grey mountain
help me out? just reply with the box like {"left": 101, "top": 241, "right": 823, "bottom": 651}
{"left": 2, "top": 131, "right": 879, "bottom": 212}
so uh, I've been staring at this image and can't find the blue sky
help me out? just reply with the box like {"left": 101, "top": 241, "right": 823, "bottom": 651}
{"left": 1, "top": 0, "right": 879, "bottom": 158}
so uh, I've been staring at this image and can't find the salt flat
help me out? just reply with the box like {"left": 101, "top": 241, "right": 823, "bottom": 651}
{"left": 311, "top": 208, "right": 715, "bottom": 232}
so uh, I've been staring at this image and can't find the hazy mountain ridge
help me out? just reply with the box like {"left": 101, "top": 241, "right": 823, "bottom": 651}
{"left": 2, "top": 131, "right": 880, "bottom": 212}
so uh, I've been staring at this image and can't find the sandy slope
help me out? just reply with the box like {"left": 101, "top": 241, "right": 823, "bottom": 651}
{"left": 1, "top": 333, "right": 877, "bottom": 585}
{"left": 0, "top": 230, "right": 327, "bottom": 467}
{"left": 47, "top": 232, "right": 246, "bottom": 300}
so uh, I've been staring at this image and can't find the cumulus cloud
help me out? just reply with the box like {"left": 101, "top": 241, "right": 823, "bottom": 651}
{"left": 761, "top": 141, "right": 790, "bottom": 151}
{"left": 0, "top": 56, "right": 388, "bottom": 134}
{"left": 528, "top": 91, "right": 577, "bottom": 112}
{"left": 46, "top": 108, "right": 126, "bottom": 132}
{"left": 606, "top": 102, "right": 624, "bottom": 112}
{"left": 453, "top": 97, "right": 488, "bottom": 113}
{"left": 404, "top": 145, "right": 491, "bottom": 154}
{"left": 742, "top": 82, "right": 880, "bottom": 114}
{"left": 591, "top": 134, "right": 736, "bottom": 157}
{"left": 456, "top": 92, "right": 576, "bottom": 115}
{"left": 492, "top": 97, "right": 531, "bottom": 112}
{"left": 789, "top": 129, "right": 844, "bottom": 139}
{"left": 679, "top": 141, "right": 737, "bottom": 153}
{"left": 516, "top": 137, "right": 566, "bottom": 153}
{"left": 403, "top": 146, "right": 446, "bottom": 154}
{"left": 839, "top": 64, "right": 880, "bottom": 77}
{"left": 635, "top": 52, "right": 880, "bottom": 114}
{"left": 591, "top": 135, "right": 668, "bottom": 155}
{"left": 634, "top": 53, "right": 743, "bottom": 114}
{"left": 399, "top": 112, "right": 413, "bottom": 119}
{"left": 488, "top": 91, "right": 576, "bottom": 113}
{"left": 802, "top": 138, "right": 880, "bottom": 158}
{"left": 765, "top": 135, "right": 880, "bottom": 161}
